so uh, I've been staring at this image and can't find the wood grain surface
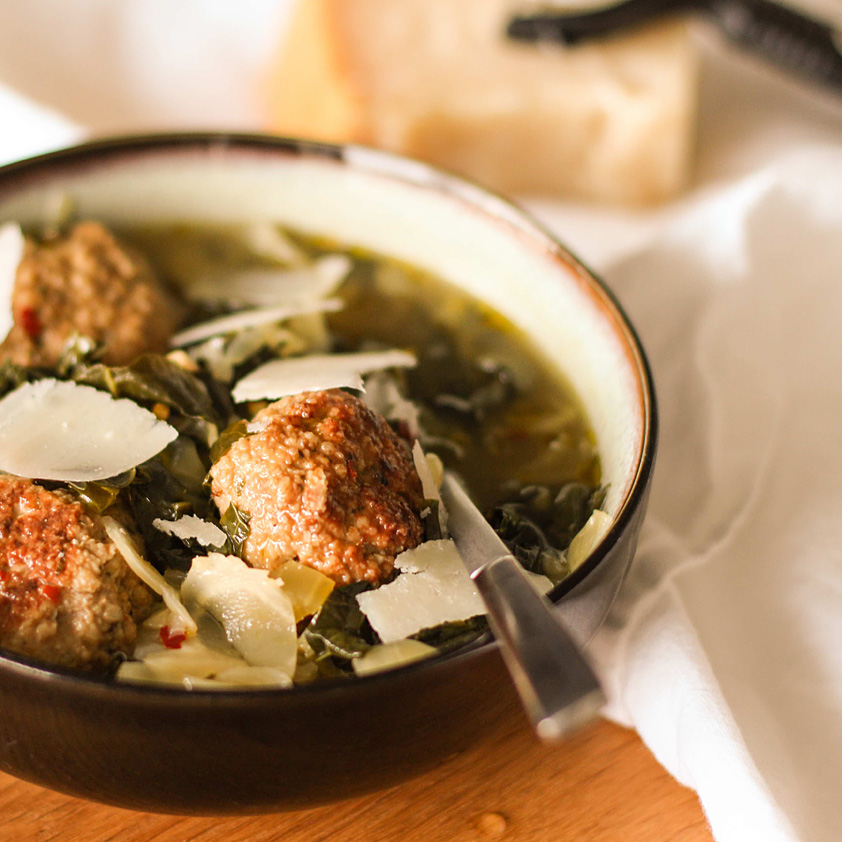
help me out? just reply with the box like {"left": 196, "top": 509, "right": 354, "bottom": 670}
{"left": 0, "top": 700, "right": 712, "bottom": 842}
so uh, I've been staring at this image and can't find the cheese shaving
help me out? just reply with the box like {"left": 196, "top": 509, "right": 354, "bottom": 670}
{"left": 152, "top": 515, "right": 227, "bottom": 548}
{"left": 0, "top": 379, "right": 177, "bottom": 482}
{"left": 171, "top": 298, "right": 343, "bottom": 347}
{"left": 356, "top": 539, "right": 485, "bottom": 643}
{"left": 364, "top": 371, "right": 420, "bottom": 438}
{"left": 186, "top": 254, "right": 351, "bottom": 307}
{"left": 412, "top": 441, "right": 448, "bottom": 534}
{"left": 231, "top": 349, "right": 416, "bottom": 403}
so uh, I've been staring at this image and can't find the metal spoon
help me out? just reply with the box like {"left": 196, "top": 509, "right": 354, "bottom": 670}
{"left": 440, "top": 474, "right": 605, "bottom": 741}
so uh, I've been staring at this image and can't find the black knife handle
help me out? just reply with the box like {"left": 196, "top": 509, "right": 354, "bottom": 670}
{"left": 508, "top": 0, "right": 698, "bottom": 46}
{"left": 472, "top": 555, "right": 604, "bottom": 741}
{"left": 705, "top": 0, "right": 842, "bottom": 89}
{"left": 507, "top": 0, "right": 842, "bottom": 95}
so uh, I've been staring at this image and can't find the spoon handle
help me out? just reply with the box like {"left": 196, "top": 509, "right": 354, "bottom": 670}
{"left": 472, "top": 555, "right": 605, "bottom": 741}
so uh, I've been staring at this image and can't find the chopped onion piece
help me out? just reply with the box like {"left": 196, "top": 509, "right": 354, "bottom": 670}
{"left": 356, "top": 540, "right": 485, "bottom": 643}
{"left": 115, "top": 661, "right": 159, "bottom": 685}
{"left": 171, "top": 298, "right": 343, "bottom": 347}
{"left": 119, "top": 636, "right": 249, "bottom": 686}
{"left": 212, "top": 665, "right": 293, "bottom": 687}
{"left": 186, "top": 255, "right": 351, "bottom": 307}
{"left": 181, "top": 553, "right": 297, "bottom": 675}
{"left": 567, "top": 510, "right": 612, "bottom": 572}
{"left": 153, "top": 515, "right": 227, "bottom": 548}
{"left": 0, "top": 223, "right": 24, "bottom": 340}
{"left": 272, "top": 560, "right": 335, "bottom": 622}
{"left": 103, "top": 517, "right": 197, "bottom": 635}
{"left": 352, "top": 640, "right": 437, "bottom": 677}
{"left": 232, "top": 350, "right": 416, "bottom": 403}
{"left": 141, "top": 606, "right": 172, "bottom": 630}
{"left": 0, "top": 379, "right": 177, "bottom": 482}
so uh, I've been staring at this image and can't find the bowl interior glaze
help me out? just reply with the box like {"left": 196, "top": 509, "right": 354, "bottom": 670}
{"left": 0, "top": 134, "right": 656, "bottom": 813}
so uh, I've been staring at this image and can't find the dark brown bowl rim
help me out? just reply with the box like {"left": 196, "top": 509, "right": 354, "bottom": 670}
{"left": 0, "top": 131, "right": 658, "bottom": 703}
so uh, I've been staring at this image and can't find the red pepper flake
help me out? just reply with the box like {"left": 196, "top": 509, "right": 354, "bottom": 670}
{"left": 159, "top": 625, "right": 186, "bottom": 650}
{"left": 41, "top": 584, "right": 61, "bottom": 604}
{"left": 20, "top": 307, "right": 42, "bottom": 340}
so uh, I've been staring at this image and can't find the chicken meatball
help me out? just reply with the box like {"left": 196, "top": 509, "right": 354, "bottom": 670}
{"left": 0, "top": 476, "right": 153, "bottom": 670}
{"left": 210, "top": 389, "right": 424, "bottom": 585}
{"left": 0, "top": 221, "right": 182, "bottom": 366}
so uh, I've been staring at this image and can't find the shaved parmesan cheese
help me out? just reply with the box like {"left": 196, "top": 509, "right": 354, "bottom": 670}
{"left": 352, "top": 639, "right": 437, "bottom": 677}
{"left": 567, "top": 510, "right": 612, "bottom": 572}
{"left": 363, "top": 371, "right": 420, "bottom": 438}
{"left": 232, "top": 349, "right": 416, "bottom": 403}
{"left": 0, "top": 379, "right": 177, "bottom": 482}
{"left": 103, "top": 517, "right": 197, "bottom": 636}
{"left": 0, "top": 223, "right": 24, "bottom": 340}
{"left": 186, "top": 254, "right": 351, "bottom": 307}
{"left": 356, "top": 540, "right": 485, "bottom": 643}
{"left": 181, "top": 553, "right": 297, "bottom": 675}
{"left": 186, "top": 324, "right": 301, "bottom": 384}
{"left": 412, "top": 441, "right": 438, "bottom": 500}
{"left": 153, "top": 515, "right": 227, "bottom": 548}
{"left": 171, "top": 298, "right": 343, "bottom": 347}
{"left": 412, "top": 441, "right": 448, "bottom": 535}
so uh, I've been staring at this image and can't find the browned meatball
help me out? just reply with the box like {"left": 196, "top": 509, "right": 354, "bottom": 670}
{"left": 0, "top": 476, "right": 153, "bottom": 670}
{"left": 210, "top": 389, "right": 424, "bottom": 585}
{"left": 0, "top": 221, "right": 182, "bottom": 367}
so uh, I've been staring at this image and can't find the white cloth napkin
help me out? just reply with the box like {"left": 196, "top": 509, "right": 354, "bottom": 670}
{"left": 591, "top": 148, "right": 842, "bottom": 842}
{"left": 1, "top": 4, "right": 842, "bottom": 841}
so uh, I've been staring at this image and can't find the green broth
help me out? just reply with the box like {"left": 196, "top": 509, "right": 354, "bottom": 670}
{"left": 125, "top": 223, "right": 600, "bottom": 514}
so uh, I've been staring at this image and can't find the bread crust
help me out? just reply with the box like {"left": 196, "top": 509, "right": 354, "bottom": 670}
{"left": 265, "top": 0, "right": 369, "bottom": 143}
{"left": 264, "top": 1, "right": 698, "bottom": 205}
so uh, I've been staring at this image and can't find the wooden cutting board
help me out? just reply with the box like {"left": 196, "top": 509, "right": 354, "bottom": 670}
{"left": 0, "top": 696, "right": 712, "bottom": 842}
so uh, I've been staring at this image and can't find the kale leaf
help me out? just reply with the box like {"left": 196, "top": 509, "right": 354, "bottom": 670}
{"left": 71, "top": 353, "right": 232, "bottom": 447}
{"left": 487, "top": 482, "right": 606, "bottom": 584}
{"left": 219, "top": 504, "right": 251, "bottom": 557}
{"left": 411, "top": 616, "right": 490, "bottom": 654}
{"left": 304, "top": 582, "right": 378, "bottom": 666}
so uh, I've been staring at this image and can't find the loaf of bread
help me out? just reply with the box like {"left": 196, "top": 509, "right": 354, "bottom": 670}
{"left": 265, "top": 0, "right": 698, "bottom": 205}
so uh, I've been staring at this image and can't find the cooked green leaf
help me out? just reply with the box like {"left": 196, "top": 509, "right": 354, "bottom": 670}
{"left": 55, "top": 335, "right": 103, "bottom": 375}
{"left": 220, "top": 504, "right": 251, "bottom": 557}
{"left": 210, "top": 419, "right": 250, "bottom": 464}
{"left": 67, "top": 468, "right": 136, "bottom": 514}
{"left": 304, "top": 582, "right": 377, "bottom": 662}
{"left": 70, "top": 353, "right": 231, "bottom": 447}
{"left": 487, "top": 482, "right": 606, "bottom": 584}
{"left": 411, "top": 616, "right": 489, "bottom": 654}
{"left": 119, "top": 443, "right": 222, "bottom": 573}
